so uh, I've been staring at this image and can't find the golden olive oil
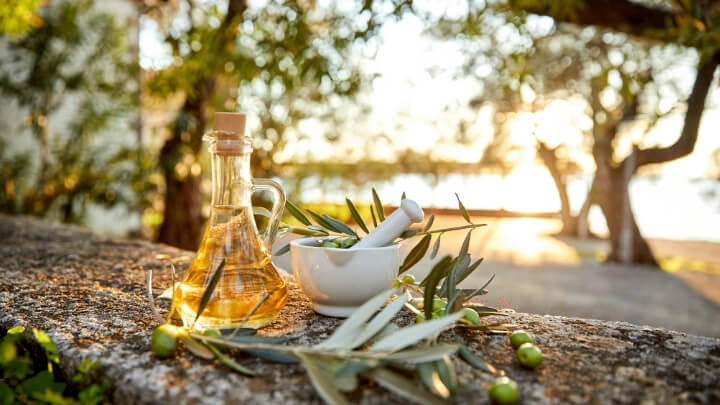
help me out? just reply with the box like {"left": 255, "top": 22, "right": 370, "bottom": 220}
{"left": 175, "top": 206, "right": 288, "bottom": 329}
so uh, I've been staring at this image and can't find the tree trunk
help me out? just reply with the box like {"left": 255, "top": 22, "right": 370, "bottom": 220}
{"left": 155, "top": 0, "right": 247, "bottom": 249}
{"left": 595, "top": 160, "right": 656, "bottom": 265}
{"left": 156, "top": 90, "right": 212, "bottom": 250}
{"left": 537, "top": 140, "right": 591, "bottom": 237}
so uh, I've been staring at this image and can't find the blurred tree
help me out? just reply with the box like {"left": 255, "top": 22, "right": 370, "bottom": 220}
{"left": 145, "top": 0, "right": 410, "bottom": 249}
{"left": 503, "top": 0, "right": 720, "bottom": 265}
{"left": 0, "top": 0, "right": 44, "bottom": 36}
{"left": 428, "top": 0, "right": 719, "bottom": 264}
{"left": 0, "top": 0, "right": 149, "bottom": 224}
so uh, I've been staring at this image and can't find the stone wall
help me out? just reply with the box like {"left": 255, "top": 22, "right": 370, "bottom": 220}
{"left": 1, "top": 215, "right": 719, "bottom": 404}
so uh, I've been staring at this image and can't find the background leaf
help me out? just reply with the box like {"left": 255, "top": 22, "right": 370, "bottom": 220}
{"left": 286, "top": 200, "right": 311, "bottom": 226}
{"left": 423, "top": 214, "right": 435, "bottom": 232}
{"left": 399, "top": 234, "right": 432, "bottom": 274}
{"left": 321, "top": 214, "right": 357, "bottom": 237}
{"left": 430, "top": 233, "right": 442, "bottom": 259}
{"left": 455, "top": 193, "right": 472, "bottom": 224}
{"left": 372, "top": 188, "right": 385, "bottom": 221}
{"left": 346, "top": 198, "right": 369, "bottom": 234}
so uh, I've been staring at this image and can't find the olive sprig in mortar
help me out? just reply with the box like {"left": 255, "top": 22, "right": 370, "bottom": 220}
{"left": 273, "top": 188, "right": 486, "bottom": 274}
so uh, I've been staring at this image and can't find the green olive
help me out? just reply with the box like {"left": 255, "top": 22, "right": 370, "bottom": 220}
{"left": 322, "top": 241, "right": 340, "bottom": 248}
{"left": 415, "top": 314, "right": 426, "bottom": 323}
{"left": 339, "top": 236, "right": 358, "bottom": 248}
{"left": 151, "top": 324, "right": 179, "bottom": 358}
{"left": 401, "top": 274, "right": 416, "bottom": 284}
{"left": 461, "top": 307, "right": 481, "bottom": 326}
{"left": 488, "top": 376, "right": 519, "bottom": 404}
{"left": 509, "top": 330, "right": 533, "bottom": 348}
{"left": 516, "top": 342, "right": 543, "bottom": 368}
{"left": 202, "top": 329, "right": 221, "bottom": 338}
{"left": 432, "top": 297, "right": 447, "bottom": 311}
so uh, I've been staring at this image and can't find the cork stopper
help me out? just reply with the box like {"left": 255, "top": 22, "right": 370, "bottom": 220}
{"left": 214, "top": 112, "right": 246, "bottom": 137}
{"left": 206, "top": 112, "right": 251, "bottom": 155}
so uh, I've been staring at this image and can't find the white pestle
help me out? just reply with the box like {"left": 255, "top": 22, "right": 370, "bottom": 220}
{"left": 352, "top": 199, "right": 424, "bottom": 249}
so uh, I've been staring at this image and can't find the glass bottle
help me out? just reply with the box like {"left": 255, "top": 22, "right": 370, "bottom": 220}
{"left": 175, "top": 112, "right": 288, "bottom": 329}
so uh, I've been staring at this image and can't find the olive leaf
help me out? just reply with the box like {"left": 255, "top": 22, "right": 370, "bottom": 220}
{"left": 336, "top": 359, "right": 376, "bottom": 377}
{"left": 430, "top": 233, "right": 442, "bottom": 259}
{"left": 346, "top": 198, "right": 369, "bottom": 234}
{"left": 207, "top": 343, "right": 256, "bottom": 375}
{"left": 401, "top": 192, "right": 407, "bottom": 200}
{"left": 456, "top": 339, "right": 493, "bottom": 373}
{"left": 192, "top": 259, "right": 225, "bottom": 327}
{"left": 296, "top": 352, "right": 350, "bottom": 405}
{"left": 179, "top": 334, "right": 214, "bottom": 360}
{"left": 367, "top": 368, "right": 447, "bottom": 405}
{"left": 459, "top": 257, "right": 484, "bottom": 285}
{"left": 273, "top": 244, "right": 290, "bottom": 256}
{"left": 435, "top": 356, "right": 457, "bottom": 394}
{"left": 370, "top": 205, "right": 378, "bottom": 227}
{"left": 459, "top": 230, "right": 472, "bottom": 259}
{"left": 316, "top": 288, "right": 397, "bottom": 350}
{"left": 313, "top": 357, "right": 359, "bottom": 393}
{"left": 33, "top": 329, "right": 59, "bottom": 365}
{"left": 253, "top": 206, "right": 272, "bottom": 219}
{"left": 372, "top": 188, "right": 385, "bottom": 221}
{"left": 399, "top": 229, "right": 419, "bottom": 238}
{"left": 321, "top": 214, "right": 357, "bottom": 237}
{"left": 225, "top": 289, "right": 274, "bottom": 340}
{"left": 306, "top": 209, "right": 336, "bottom": 230}
{"left": 370, "top": 312, "right": 464, "bottom": 352}
{"left": 399, "top": 234, "right": 431, "bottom": 274}
{"left": 384, "top": 344, "right": 459, "bottom": 364}
{"left": 418, "top": 362, "right": 451, "bottom": 399}
{"left": 243, "top": 348, "right": 298, "bottom": 364}
{"left": 286, "top": 200, "right": 311, "bottom": 226}
{"left": 464, "top": 274, "right": 495, "bottom": 302}
{"left": 441, "top": 254, "right": 470, "bottom": 304}
{"left": 423, "top": 214, "right": 435, "bottom": 232}
{"left": 166, "top": 262, "right": 177, "bottom": 324}
{"left": 220, "top": 328, "right": 256, "bottom": 337}
{"left": 289, "top": 227, "right": 329, "bottom": 237}
{"left": 347, "top": 293, "right": 408, "bottom": 349}
{"left": 455, "top": 193, "right": 472, "bottom": 224}
{"left": 422, "top": 256, "right": 452, "bottom": 319}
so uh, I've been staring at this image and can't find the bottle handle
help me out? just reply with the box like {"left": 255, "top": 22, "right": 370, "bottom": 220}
{"left": 251, "top": 178, "right": 286, "bottom": 250}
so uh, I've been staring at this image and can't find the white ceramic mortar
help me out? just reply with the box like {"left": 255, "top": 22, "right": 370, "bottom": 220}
{"left": 290, "top": 238, "right": 400, "bottom": 317}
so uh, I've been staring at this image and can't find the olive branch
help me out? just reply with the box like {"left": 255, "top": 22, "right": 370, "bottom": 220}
{"left": 150, "top": 189, "right": 505, "bottom": 404}
{"left": 273, "top": 189, "right": 486, "bottom": 276}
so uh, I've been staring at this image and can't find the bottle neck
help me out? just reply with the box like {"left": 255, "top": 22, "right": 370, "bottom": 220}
{"left": 210, "top": 152, "right": 252, "bottom": 207}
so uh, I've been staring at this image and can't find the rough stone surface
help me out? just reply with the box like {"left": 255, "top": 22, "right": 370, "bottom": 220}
{"left": 1, "top": 214, "right": 719, "bottom": 404}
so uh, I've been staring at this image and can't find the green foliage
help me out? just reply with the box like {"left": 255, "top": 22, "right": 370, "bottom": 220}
{"left": 276, "top": 190, "right": 486, "bottom": 264}
{"left": 0, "top": 326, "right": 110, "bottom": 405}
{"left": 0, "top": 0, "right": 153, "bottom": 226}
{"left": 0, "top": 0, "right": 44, "bottom": 36}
